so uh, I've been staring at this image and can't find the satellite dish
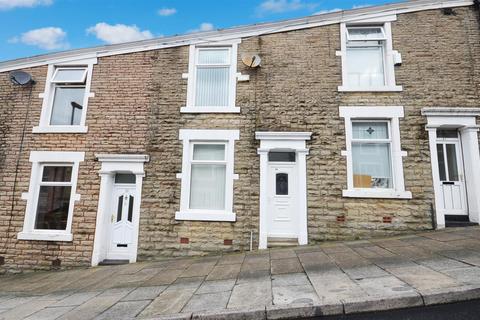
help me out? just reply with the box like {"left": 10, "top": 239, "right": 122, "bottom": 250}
{"left": 242, "top": 54, "right": 261, "bottom": 68}
{"left": 9, "top": 70, "right": 34, "bottom": 86}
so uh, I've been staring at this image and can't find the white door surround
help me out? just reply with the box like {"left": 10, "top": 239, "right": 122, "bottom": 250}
{"left": 91, "top": 154, "right": 149, "bottom": 266}
{"left": 256, "top": 132, "right": 312, "bottom": 249}
{"left": 422, "top": 108, "right": 480, "bottom": 228}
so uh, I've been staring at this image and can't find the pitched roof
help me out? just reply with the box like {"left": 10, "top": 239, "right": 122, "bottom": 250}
{"left": 0, "top": 0, "right": 473, "bottom": 72}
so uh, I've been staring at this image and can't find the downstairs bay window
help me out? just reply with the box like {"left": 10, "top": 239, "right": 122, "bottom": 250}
{"left": 176, "top": 129, "right": 239, "bottom": 221}
{"left": 340, "top": 106, "right": 411, "bottom": 199}
{"left": 18, "top": 151, "right": 84, "bottom": 241}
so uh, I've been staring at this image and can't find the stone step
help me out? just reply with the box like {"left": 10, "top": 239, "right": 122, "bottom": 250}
{"left": 267, "top": 237, "right": 298, "bottom": 248}
{"left": 98, "top": 259, "right": 130, "bottom": 266}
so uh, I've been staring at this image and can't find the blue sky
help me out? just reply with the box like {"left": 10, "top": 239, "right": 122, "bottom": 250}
{"left": 0, "top": 0, "right": 399, "bottom": 62}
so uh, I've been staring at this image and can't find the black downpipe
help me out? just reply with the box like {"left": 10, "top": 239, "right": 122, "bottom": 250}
{"left": 475, "top": 0, "right": 480, "bottom": 23}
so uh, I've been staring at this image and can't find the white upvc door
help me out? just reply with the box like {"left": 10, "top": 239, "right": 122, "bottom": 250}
{"left": 106, "top": 185, "right": 137, "bottom": 259}
{"left": 436, "top": 139, "right": 468, "bottom": 216}
{"left": 267, "top": 164, "right": 298, "bottom": 238}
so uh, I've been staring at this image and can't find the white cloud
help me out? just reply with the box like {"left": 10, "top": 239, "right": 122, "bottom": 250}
{"left": 256, "top": 0, "right": 317, "bottom": 16}
{"left": 314, "top": 8, "right": 341, "bottom": 15}
{"left": 86, "top": 23, "right": 154, "bottom": 44}
{"left": 0, "top": 0, "right": 52, "bottom": 10}
{"left": 158, "top": 7, "right": 176, "bottom": 16}
{"left": 188, "top": 22, "right": 215, "bottom": 33}
{"left": 353, "top": 4, "right": 372, "bottom": 9}
{"left": 8, "top": 27, "right": 68, "bottom": 50}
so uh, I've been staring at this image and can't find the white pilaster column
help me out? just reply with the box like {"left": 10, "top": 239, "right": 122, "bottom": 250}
{"left": 426, "top": 127, "right": 445, "bottom": 228}
{"left": 258, "top": 149, "right": 269, "bottom": 250}
{"left": 297, "top": 149, "right": 309, "bottom": 245}
{"left": 460, "top": 126, "right": 480, "bottom": 223}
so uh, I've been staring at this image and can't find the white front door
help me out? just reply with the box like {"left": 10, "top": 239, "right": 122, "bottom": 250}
{"left": 436, "top": 134, "right": 468, "bottom": 216}
{"left": 267, "top": 164, "right": 298, "bottom": 238}
{"left": 106, "top": 184, "right": 137, "bottom": 260}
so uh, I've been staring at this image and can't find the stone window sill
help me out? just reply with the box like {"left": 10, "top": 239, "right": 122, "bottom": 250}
{"left": 180, "top": 106, "right": 241, "bottom": 114}
{"left": 342, "top": 189, "right": 412, "bottom": 199}
{"left": 17, "top": 231, "right": 73, "bottom": 242}
{"left": 175, "top": 211, "right": 236, "bottom": 222}
{"left": 338, "top": 85, "right": 403, "bottom": 92}
{"left": 33, "top": 126, "right": 88, "bottom": 134}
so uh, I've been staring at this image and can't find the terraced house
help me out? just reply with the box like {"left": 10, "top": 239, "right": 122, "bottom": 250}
{"left": 1, "top": 0, "right": 480, "bottom": 272}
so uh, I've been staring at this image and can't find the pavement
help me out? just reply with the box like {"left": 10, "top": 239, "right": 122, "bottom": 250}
{"left": 2, "top": 227, "right": 480, "bottom": 320}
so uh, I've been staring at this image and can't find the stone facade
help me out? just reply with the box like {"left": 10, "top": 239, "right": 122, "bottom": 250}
{"left": 0, "top": 5, "right": 479, "bottom": 273}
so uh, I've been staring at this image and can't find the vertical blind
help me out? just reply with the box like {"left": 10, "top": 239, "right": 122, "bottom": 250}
{"left": 195, "top": 49, "right": 230, "bottom": 107}
{"left": 347, "top": 47, "right": 385, "bottom": 88}
{"left": 189, "top": 144, "right": 227, "bottom": 210}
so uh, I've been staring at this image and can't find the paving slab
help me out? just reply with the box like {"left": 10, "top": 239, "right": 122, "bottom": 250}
{"left": 271, "top": 273, "right": 310, "bottom": 287}
{"left": 206, "top": 264, "right": 241, "bottom": 281}
{"left": 50, "top": 291, "right": 101, "bottom": 307}
{"left": 196, "top": 280, "right": 236, "bottom": 294}
{"left": 354, "top": 275, "right": 417, "bottom": 298}
{"left": 0, "top": 298, "right": 56, "bottom": 320}
{"left": 443, "top": 267, "right": 480, "bottom": 285}
{"left": 342, "top": 265, "right": 389, "bottom": 280}
{"left": 326, "top": 251, "right": 370, "bottom": 269}
{"left": 272, "top": 284, "right": 320, "bottom": 305}
{"left": 342, "top": 294, "right": 423, "bottom": 314}
{"left": 217, "top": 254, "right": 245, "bottom": 266}
{"left": 236, "top": 269, "right": 271, "bottom": 283}
{"left": 228, "top": 281, "right": 272, "bottom": 309}
{"left": 121, "top": 286, "right": 167, "bottom": 301}
{"left": 94, "top": 300, "right": 150, "bottom": 319}
{"left": 0, "top": 297, "right": 35, "bottom": 310}
{"left": 23, "top": 306, "right": 74, "bottom": 320}
{"left": 271, "top": 258, "right": 303, "bottom": 275}
{"left": 308, "top": 269, "right": 366, "bottom": 303}
{"left": 148, "top": 269, "right": 183, "bottom": 286}
{"left": 417, "top": 257, "right": 470, "bottom": 272}
{"left": 182, "top": 292, "right": 230, "bottom": 313}
{"left": 388, "top": 265, "right": 459, "bottom": 290}
{"left": 140, "top": 288, "right": 196, "bottom": 317}
{"left": 270, "top": 250, "right": 297, "bottom": 260}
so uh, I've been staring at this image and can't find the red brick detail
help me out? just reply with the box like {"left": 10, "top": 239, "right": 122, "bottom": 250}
{"left": 336, "top": 216, "right": 346, "bottom": 222}
{"left": 224, "top": 239, "right": 233, "bottom": 245}
{"left": 383, "top": 216, "right": 393, "bottom": 223}
{"left": 180, "top": 237, "right": 189, "bottom": 244}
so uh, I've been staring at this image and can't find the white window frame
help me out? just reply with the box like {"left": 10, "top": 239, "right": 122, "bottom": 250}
{"left": 18, "top": 151, "right": 85, "bottom": 241}
{"left": 340, "top": 106, "right": 411, "bottom": 199}
{"left": 337, "top": 18, "right": 402, "bottom": 92}
{"left": 181, "top": 40, "right": 247, "bottom": 113}
{"left": 33, "top": 57, "right": 97, "bottom": 133}
{"left": 176, "top": 129, "right": 239, "bottom": 221}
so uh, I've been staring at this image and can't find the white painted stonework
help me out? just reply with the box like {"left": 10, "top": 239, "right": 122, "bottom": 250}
{"left": 422, "top": 107, "right": 480, "bottom": 228}
{"left": 256, "top": 132, "right": 311, "bottom": 249}
{"left": 91, "top": 154, "right": 149, "bottom": 266}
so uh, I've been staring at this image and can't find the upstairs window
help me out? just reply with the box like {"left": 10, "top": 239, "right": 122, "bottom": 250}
{"left": 338, "top": 22, "right": 402, "bottom": 92}
{"left": 182, "top": 41, "right": 244, "bottom": 113}
{"left": 34, "top": 58, "right": 96, "bottom": 133}
{"left": 346, "top": 27, "right": 386, "bottom": 88}
{"left": 50, "top": 67, "right": 87, "bottom": 126}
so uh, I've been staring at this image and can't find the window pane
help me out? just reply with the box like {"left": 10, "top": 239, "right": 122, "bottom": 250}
{"left": 128, "top": 196, "right": 134, "bottom": 222}
{"left": 195, "top": 67, "right": 229, "bottom": 107}
{"left": 437, "top": 144, "right": 447, "bottom": 181}
{"left": 193, "top": 144, "right": 225, "bottom": 161}
{"left": 52, "top": 68, "right": 86, "bottom": 83}
{"left": 115, "top": 173, "right": 136, "bottom": 184}
{"left": 117, "top": 196, "right": 123, "bottom": 222}
{"left": 42, "top": 166, "right": 72, "bottom": 182}
{"left": 50, "top": 87, "right": 85, "bottom": 125}
{"left": 347, "top": 27, "right": 384, "bottom": 41}
{"left": 436, "top": 129, "right": 458, "bottom": 139}
{"left": 352, "top": 143, "right": 393, "bottom": 188}
{"left": 198, "top": 49, "right": 229, "bottom": 64}
{"left": 446, "top": 144, "right": 459, "bottom": 181}
{"left": 189, "top": 164, "right": 226, "bottom": 210}
{"left": 347, "top": 47, "right": 385, "bottom": 88}
{"left": 276, "top": 173, "right": 288, "bottom": 195}
{"left": 352, "top": 122, "right": 389, "bottom": 140}
{"left": 268, "top": 152, "right": 296, "bottom": 162}
{"left": 34, "top": 186, "right": 71, "bottom": 230}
